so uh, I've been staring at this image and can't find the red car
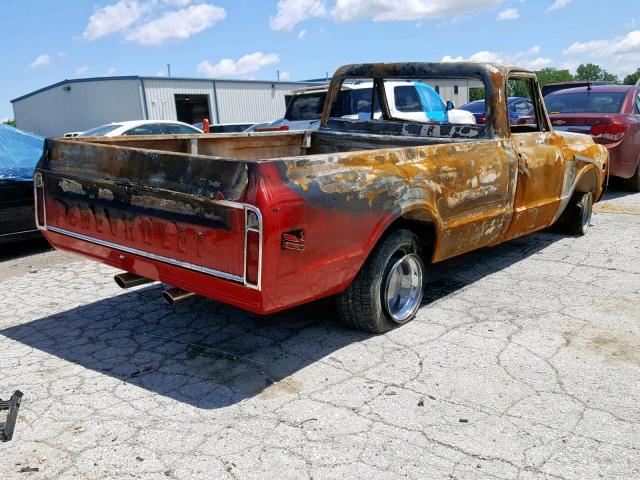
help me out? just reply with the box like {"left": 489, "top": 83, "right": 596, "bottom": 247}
{"left": 544, "top": 85, "right": 640, "bottom": 190}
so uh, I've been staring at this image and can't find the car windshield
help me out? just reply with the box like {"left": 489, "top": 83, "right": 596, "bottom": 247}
{"left": 79, "top": 124, "right": 122, "bottom": 137}
{"left": 285, "top": 88, "right": 381, "bottom": 121}
{"left": 546, "top": 92, "right": 627, "bottom": 114}
{"left": 0, "top": 124, "right": 44, "bottom": 181}
{"left": 286, "top": 92, "right": 327, "bottom": 121}
{"left": 163, "top": 124, "right": 200, "bottom": 134}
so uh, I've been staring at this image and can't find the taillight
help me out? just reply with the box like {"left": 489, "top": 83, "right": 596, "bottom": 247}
{"left": 589, "top": 124, "right": 607, "bottom": 137}
{"left": 254, "top": 125, "right": 289, "bottom": 132}
{"left": 477, "top": 115, "right": 486, "bottom": 124}
{"left": 590, "top": 122, "right": 629, "bottom": 142}
{"left": 244, "top": 209, "right": 261, "bottom": 288}
{"left": 34, "top": 171, "right": 45, "bottom": 228}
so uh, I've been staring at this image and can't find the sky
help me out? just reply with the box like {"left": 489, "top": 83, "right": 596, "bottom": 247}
{"left": 1, "top": 0, "right": 639, "bottom": 120}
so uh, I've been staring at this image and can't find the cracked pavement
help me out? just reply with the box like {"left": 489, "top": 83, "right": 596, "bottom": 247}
{"left": 1, "top": 187, "right": 639, "bottom": 480}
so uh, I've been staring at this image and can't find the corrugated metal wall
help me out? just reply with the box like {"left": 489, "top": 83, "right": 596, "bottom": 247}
{"left": 214, "top": 81, "right": 305, "bottom": 124}
{"left": 13, "top": 79, "right": 144, "bottom": 137}
{"left": 142, "top": 79, "right": 307, "bottom": 124}
{"left": 143, "top": 79, "right": 217, "bottom": 121}
{"left": 425, "top": 79, "right": 474, "bottom": 106}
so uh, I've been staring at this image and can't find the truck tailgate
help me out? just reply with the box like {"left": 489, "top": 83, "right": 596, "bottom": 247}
{"left": 35, "top": 138, "right": 260, "bottom": 286}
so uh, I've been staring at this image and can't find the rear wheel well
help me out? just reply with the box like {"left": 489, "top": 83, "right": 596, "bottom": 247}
{"left": 383, "top": 214, "right": 436, "bottom": 264}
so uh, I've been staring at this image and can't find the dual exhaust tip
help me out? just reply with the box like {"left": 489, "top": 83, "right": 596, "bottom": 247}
{"left": 113, "top": 272, "right": 195, "bottom": 305}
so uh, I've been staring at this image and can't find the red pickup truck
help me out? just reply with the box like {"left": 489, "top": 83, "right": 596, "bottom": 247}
{"left": 34, "top": 63, "right": 608, "bottom": 332}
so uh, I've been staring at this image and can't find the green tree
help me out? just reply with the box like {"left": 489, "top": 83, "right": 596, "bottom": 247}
{"left": 623, "top": 68, "right": 640, "bottom": 85}
{"left": 575, "top": 64, "right": 618, "bottom": 83}
{"left": 3, "top": 119, "right": 16, "bottom": 127}
{"left": 469, "top": 87, "right": 485, "bottom": 102}
{"left": 535, "top": 68, "right": 574, "bottom": 86}
{"left": 507, "top": 79, "right": 531, "bottom": 97}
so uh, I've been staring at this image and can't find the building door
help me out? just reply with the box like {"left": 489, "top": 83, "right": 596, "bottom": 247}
{"left": 175, "top": 94, "right": 211, "bottom": 125}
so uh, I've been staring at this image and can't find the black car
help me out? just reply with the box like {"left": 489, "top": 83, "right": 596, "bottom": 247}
{"left": 0, "top": 124, "right": 44, "bottom": 243}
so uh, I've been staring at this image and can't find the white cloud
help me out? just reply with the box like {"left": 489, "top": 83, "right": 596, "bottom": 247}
{"left": 442, "top": 45, "right": 552, "bottom": 70}
{"left": 83, "top": 0, "right": 147, "bottom": 40}
{"left": 562, "top": 30, "right": 640, "bottom": 75}
{"left": 547, "top": 0, "right": 572, "bottom": 12}
{"left": 126, "top": 4, "right": 226, "bottom": 45}
{"left": 331, "top": 0, "right": 503, "bottom": 22}
{"left": 497, "top": 8, "right": 518, "bottom": 20}
{"left": 75, "top": 66, "right": 89, "bottom": 76}
{"left": 279, "top": 71, "right": 291, "bottom": 80}
{"left": 82, "top": 1, "right": 225, "bottom": 45}
{"left": 563, "top": 31, "right": 640, "bottom": 56}
{"left": 298, "top": 29, "right": 307, "bottom": 39}
{"left": 106, "top": 68, "right": 117, "bottom": 75}
{"left": 197, "top": 52, "right": 281, "bottom": 77}
{"left": 271, "top": 0, "right": 326, "bottom": 31}
{"left": 29, "top": 54, "right": 52, "bottom": 69}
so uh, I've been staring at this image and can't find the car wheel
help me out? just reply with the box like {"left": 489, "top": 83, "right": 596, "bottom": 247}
{"left": 559, "top": 192, "right": 593, "bottom": 236}
{"left": 337, "top": 229, "right": 424, "bottom": 333}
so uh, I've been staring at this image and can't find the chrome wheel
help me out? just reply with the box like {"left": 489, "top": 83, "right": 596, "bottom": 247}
{"left": 383, "top": 253, "right": 424, "bottom": 324}
{"left": 580, "top": 193, "right": 593, "bottom": 233}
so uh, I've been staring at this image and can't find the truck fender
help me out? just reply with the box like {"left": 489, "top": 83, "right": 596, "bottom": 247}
{"left": 555, "top": 164, "right": 602, "bottom": 223}
{"left": 362, "top": 204, "right": 443, "bottom": 265}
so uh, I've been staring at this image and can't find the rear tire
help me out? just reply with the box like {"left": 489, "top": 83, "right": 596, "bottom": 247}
{"left": 558, "top": 192, "right": 593, "bottom": 236}
{"left": 336, "top": 229, "right": 424, "bottom": 333}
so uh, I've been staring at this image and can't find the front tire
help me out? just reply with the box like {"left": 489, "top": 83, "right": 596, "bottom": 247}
{"left": 337, "top": 229, "right": 424, "bottom": 333}
{"left": 559, "top": 192, "right": 593, "bottom": 236}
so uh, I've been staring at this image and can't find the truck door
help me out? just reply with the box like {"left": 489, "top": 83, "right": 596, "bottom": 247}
{"left": 502, "top": 75, "right": 566, "bottom": 241}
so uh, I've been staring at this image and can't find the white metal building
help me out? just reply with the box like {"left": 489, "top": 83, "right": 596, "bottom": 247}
{"left": 11, "top": 76, "right": 316, "bottom": 137}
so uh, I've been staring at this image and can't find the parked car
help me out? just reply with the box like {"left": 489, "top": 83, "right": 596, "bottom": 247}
{"left": 256, "top": 80, "right": 475, "bottom": 132}
{"left": 459, "top": 97, "right": 533, "bottom": 124}
{"left": 244, "top": 122, "right": 274, "bottom": 132}
{"left": 68, "top": 120, "right": 202, "bottom": 138}
{"left": 0, "top": 124, "right": 44, "bottom": 243}
{"left": 34, "top": 62, "right": 607, "bottom": 333}
{"left": 194, "top": 122, "right": 253, "bottom": 133}
{"left": 542, "top": 81, "right": 611, "bottom": 97}
{"left": 545, "top": 85, "right": 640, "bottom": 189}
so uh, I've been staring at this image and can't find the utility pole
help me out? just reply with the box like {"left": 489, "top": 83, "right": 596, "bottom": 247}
{"left": 277, "top": 70, "right": 280, "bottom": 81}
{"left": 167, "top": 64, "right": 171, "bottom": 77}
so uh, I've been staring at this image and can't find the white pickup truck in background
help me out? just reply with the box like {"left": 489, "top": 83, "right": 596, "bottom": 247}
{"left": 249, "top": 80, "right": 475, "bottom": 132}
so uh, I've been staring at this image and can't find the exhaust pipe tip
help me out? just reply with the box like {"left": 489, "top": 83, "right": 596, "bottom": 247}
{"left": 114, "top": 272, "right": 154, "bottom": 289}
{"left": 163, "top": 287, "right": 196, "bottom": 305}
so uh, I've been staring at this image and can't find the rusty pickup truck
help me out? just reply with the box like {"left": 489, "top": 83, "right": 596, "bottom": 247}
{"left": 34, "top": 63, "right": 608, "bottom": 333}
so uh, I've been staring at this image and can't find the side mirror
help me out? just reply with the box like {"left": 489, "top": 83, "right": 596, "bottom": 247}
{"left": 446, "top": 100, "right": 455, "bottom": 111}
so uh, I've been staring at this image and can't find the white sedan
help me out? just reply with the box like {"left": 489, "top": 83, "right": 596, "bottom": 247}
{"left": 69, "top": 120, "right": 202, "bottom": 138}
